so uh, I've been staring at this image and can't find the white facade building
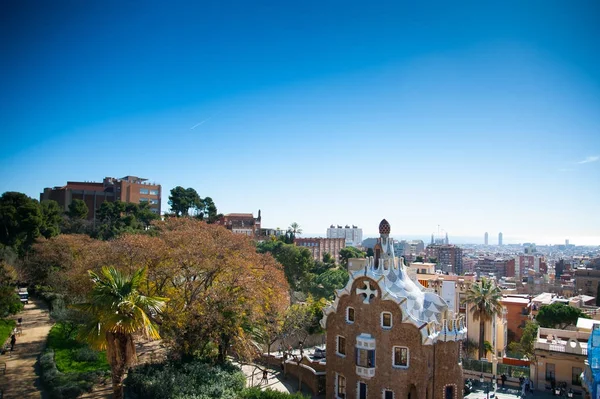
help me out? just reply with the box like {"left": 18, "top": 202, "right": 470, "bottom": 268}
{"left": 327, "top": 224, "right": 363, "bottom": 247}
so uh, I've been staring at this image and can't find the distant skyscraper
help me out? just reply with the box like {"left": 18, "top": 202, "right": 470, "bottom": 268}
{"left": 431, "top": 233, "right": 434, "bottom": 245}
{"left": 484, "top": 232, "right": 489, "bottom": 245}
{"left": 444, "top": 232, "right": 449, "bottom": 245}
{"left": 565, "top": 239, "right": 569, "bottom": 246}
{"left": 498, "top": 232, "right": 503, "bottom": 246}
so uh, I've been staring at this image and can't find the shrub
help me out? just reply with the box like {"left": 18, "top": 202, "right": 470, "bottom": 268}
{"left": 73, "top": 347, "right": 99, "bottom": 362}
{"left": 241, "top": 388, "right": 309, "bottom": 398}
{"left": 126, "top": 360, "right": 246, "bottom": 399}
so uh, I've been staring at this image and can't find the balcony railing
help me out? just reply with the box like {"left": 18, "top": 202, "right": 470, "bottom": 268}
{"left": 536, "top": 341, "right": 588, "bottom": 356}
{"left": 356, "top": 366, "right": 375, "bottom": 379}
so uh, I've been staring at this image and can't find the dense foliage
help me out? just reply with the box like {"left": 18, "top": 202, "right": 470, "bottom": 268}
{"left": 125, "top": 360, "right": 246, "bottom": 399}
{"left": 40, "top": 348, "right": 106, "bottom": 399}
{"left": 0, "top": 192, "right": 61, "bottom": 255}
{"left": 535, "top": 302, "right": 590, "bottom": 329}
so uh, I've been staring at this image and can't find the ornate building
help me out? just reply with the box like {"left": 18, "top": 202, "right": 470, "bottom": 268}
{"left": 322, "top": 219, "right": 467, "bottom": 399}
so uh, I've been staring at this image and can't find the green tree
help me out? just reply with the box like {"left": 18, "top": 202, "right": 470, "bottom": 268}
{"left": 309, "top": 268, "right": 349, "bottom": 300}
{"left": 168, "top": 186, "right": 201, "bottom": 217}
{"left": 76, "top": 266, "right": 168, "bottom": 399}
{"left": 508, "top": 321, "right": 538, "bottom": 360}
{"left": 465, "top": 277, "right": 503, "bottom": 359}
{"left": 40, "top": 200, "right": 62, "bottom": 238}
{"left": 0, "top": 192, "right": 44, "bottom": 255}
{"left": 0, "top": 261, "right": 23, "bottom": 317}
{"left": 94, "top": 201, "right": 158, "bottom": 240}
{"left": 535, "top": 302, "right": 590, "bottom": 329}
{"left": 257, "top": 241, "right": 313, "bottom": 291}
{"left": 67, "top": 199, "right": 89, "bottom": 219}
{"left": 366, "top": 248, "right": 374, "bottom": 257}
{"left": 338, "top": 246, "right": 365, "bottom": 266}
{"left": 414, "top": 256, "right": 424, "bottom": 263}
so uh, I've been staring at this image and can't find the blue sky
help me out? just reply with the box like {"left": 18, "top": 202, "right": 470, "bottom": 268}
{"left": 1, "top": 1, "right": 599, "bottom": 244}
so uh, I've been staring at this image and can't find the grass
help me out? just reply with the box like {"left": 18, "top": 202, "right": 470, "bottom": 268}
{"left": 47, "top": 322, "right": 110, "bottom": 374}
{"left": 0, "top": 319, "right": 16, "bottom": 348}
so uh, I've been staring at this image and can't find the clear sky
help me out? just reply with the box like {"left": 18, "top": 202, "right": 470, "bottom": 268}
{"left": 1, "top": 1, "right": 599, "bottom": 245}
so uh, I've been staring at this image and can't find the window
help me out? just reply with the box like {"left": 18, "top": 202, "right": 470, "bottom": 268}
{"left": 149, "top": 189, "right": 159, "bottom": 195}
{"left": 546, "top": 363, "right": 555, "bottom": 381}
{"left": 445, "top": 385, "right": 454, "bottom": 399}
{"left": 337, "top": 336, "right": 346, "bottom": 356}
{"left": 347, "top": 307, "right": 355, "bottom": 323}
{"left": 336, "top": 374, "right": 346, "bottom": 398}
{"left": 381, "top": 312, "right": 392, "bottom": 328}
{"left": 140, "top": 188, "right": 149, "bottom": 195}
{"left": 356, "top": 348, "right": 375, "bottom": 367}
{"left": 572, "top": 367, "right": 582, "bottom": 386}
{"left": 383, "top": 390, "right": 394, "bottom": 399}
{"left": 358, "top": 382, "right": 367, "bottom": 399}
{"left": 149, "top": 199, "right": 159, "bottom": 205}
{"left": 139, "top": 198, "right": 149, "bottom": 202}
{"left": 393, "top": 346, "right": 409, "bottom": 368}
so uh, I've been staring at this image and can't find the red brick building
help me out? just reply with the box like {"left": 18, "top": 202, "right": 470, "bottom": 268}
{"left": 40, "top": 176, "right": 161, "bottom": 223}
{"left": 295, "top": 237, "right": 345, "bottom": 264}
{"left": 214, "top": 211, "right": 262, "bottom": 237}
{"left": 322, "top": 219, "right": 466, "bottom": 399}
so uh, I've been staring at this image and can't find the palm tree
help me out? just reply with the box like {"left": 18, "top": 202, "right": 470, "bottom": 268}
{"left": 76, "top": 266, "right": 168, "bottom": 399}
{"left": 465, "top": 277, "right": 503, "bottom": 360}
{"left": 288, "top": 222, "right": 302, "bottom": 237}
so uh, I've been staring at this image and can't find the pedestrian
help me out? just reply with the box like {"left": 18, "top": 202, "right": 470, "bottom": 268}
{"left": 10, "top": 333, "right": 16, "bottom": 351}
{"left": 261, "top": 369, "right": 268, "bottom": 385}
{"left": 501, "top": 373, "right": 507, "bottom": 388}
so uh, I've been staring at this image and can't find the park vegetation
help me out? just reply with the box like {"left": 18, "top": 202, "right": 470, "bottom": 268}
{"left": 0, "top": 187, "right": 354, "bottom": 398}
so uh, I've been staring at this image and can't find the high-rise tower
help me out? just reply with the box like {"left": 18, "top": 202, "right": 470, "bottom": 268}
{"left": 498, "top": 232, "right": 503, "bottom": 246}
{"left": 484, "top": 232, "right": 489, "bottom": 245}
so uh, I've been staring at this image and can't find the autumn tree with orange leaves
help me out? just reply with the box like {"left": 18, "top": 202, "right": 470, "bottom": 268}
{"left": 25, "top": 218, "right": 290, "bottom": 364}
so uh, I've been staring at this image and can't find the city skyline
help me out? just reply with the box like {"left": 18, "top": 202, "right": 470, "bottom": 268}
{"left": 1, "top": 1, "right": 599, "bottom": 246}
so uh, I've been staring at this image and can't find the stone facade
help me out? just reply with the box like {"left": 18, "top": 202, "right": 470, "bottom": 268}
{"left": 322, "top": 219, "right": 466, "bottom": 399}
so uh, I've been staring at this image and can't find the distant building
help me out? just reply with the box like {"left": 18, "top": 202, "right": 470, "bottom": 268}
{"left": 426, "top": 244, "right": 464, "bottom": 275}
{"left": 575, "top": 269, "right": 600, "bottom": 298}
{"left": 476, "top": 257, "right": 516, "bottom": 278}
{"left": 296, "top": 237, "right": 345, "bottom": 264}
{"left": 498, "top": 232, "right": 503, "bottom": 246}
{"left": 394, "top": 240, "right": 425, "bottom": 261}
{"left": 566, "top": 239, "right": 570, "bottom": 246}
{"left": 514, "top": 255, "right": 547, "bottom": 277}
{"left": 484, "top": 232, "right": 489, "bottom": 245}
{"left": 215, "top": 210, "right": 262, "bottom": 237}
{"left": 326, "top": 224, "right": 363, "bottom": 247}
{"left": 500, "top": 295, "right": 532, "bottom": 341}
{"left": 40, "top": 176, "right": 161, "bottom": 223}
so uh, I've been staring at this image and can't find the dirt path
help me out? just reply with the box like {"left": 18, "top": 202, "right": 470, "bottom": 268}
{"left": 0, "top": 298, "right": 53, "bottom": 399}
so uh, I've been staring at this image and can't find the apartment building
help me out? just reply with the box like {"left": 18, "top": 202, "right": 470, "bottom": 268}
{"left": 295, "top": 238, "right": 345, "bottom": 264}
{"left": 40, "top": 176, "right": 161, "bottom": 222}
{"left": 326, "top": 225, "right": 363, "bottom": 247}
{"left": 426, "top": 244, "right": 464, "bottom": 275}
{"left": 575, "top": 269, "right": 600, "bottom": 298}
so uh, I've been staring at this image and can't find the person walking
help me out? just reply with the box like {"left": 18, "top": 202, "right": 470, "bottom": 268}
{"left": 10, "top": 333, "right": 16, "bottom": 351}
{"left": 501, "top": 374, "right": 507, "bottom": 388}
{"left": 261, "top": 369, "right": 268, "bottom": 385}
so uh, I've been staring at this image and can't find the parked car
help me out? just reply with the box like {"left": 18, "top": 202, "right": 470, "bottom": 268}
{"left": 313, "top": 346, "right": 326, "bottom": 359}
{"left": 17, "top": 288, "right": 28, "bottom": 304}
{"left": 464, "top": 378, "right": 474, "bottom": 395}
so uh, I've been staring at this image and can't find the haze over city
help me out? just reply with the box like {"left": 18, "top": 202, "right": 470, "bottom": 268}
{"left": 1, "top": 1, "right": 599, "bottom": 245}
